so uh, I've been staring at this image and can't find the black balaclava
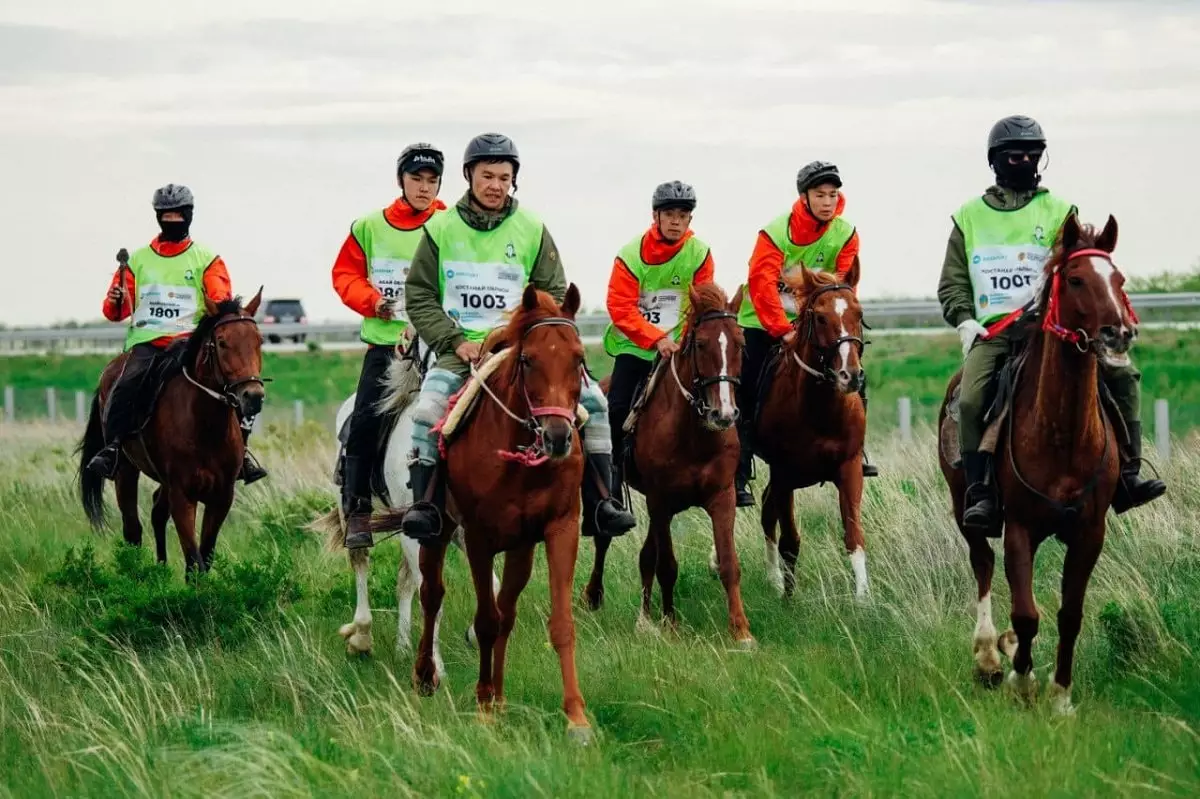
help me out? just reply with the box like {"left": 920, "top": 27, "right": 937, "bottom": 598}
{"left": 156, "top": 206, "right": 193, "bottom": 242}
{"left": 991, "top": 150, "right": 1042, "bottom": 192}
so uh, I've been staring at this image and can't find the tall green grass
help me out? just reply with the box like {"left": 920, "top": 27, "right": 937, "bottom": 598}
{"left": 0, "top": 421, "right": 1197, "bottom": 797}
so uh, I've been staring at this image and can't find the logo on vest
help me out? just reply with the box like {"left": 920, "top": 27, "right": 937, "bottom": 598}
{"left": 979, "top": 293, "right": 989, "bottom": 309}
{"left": 815, "top": 253, "right": 826, "bottom": 265}
{"left": 1033, "top": 225, "right": 1046, "bottom": 245}
{"left": 505, "top": 243, "right": 516, "bottom": 259}
{"left": 184, "top": 269, "right": 194, "bottom": 281}
{"left": 671, "top": 276, "right": 681, "bottom": 286}
{"left": 446, "top": 269, "right": 456, "bottom": 279}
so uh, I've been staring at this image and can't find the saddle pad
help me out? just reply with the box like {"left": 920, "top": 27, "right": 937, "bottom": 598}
{"left": 622, "top": 357, "right": 667, "bottom": 434}
{"left": 940, "top": 381, "right": 1005, "bottom": 469}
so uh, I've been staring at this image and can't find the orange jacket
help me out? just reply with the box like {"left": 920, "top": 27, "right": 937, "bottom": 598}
{"left": 747, "top": 195, "right": 860, "bottom": 338}
{"left": 102, "top": 238, "right": 232, "bottom": 348}
{"left": 332, "top": 198, "right": 447, "bottom": 318}
{"left": 606, "top": 226, "right": 716, "bottom": 350}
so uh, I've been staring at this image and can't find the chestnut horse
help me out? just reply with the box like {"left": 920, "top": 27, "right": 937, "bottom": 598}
{"left": 753, "top": 261, "right": 871, "bottom": 600}
{"left": 373, "top": 284, "right": 592, "bottom": 742}
{"left": 939, "top": 215, "right": 1133, "bottom": 713}
{"left": 78, "top": 292, "right": 266, "bottom": 575}
{"left": 585, "top": 284, "right": 753, "bottom": 645}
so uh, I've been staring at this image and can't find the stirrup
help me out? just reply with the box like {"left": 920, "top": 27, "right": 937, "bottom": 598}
{"left": 400, "top": 500, "right": 443, "bottom": 543}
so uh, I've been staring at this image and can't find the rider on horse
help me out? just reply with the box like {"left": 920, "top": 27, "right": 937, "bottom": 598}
{"left": 735, "top": 160, "right": 877, "bottom": 506}
{"left": 86, "top": 184, "right": 267, "bottom": 484}
{"left": 333, "top": 143, "right": 448, "bottom": 548}
{"left": 939, "top": 114, "right": 1167, "bottom": 533}
{"left": 391, "top": 133, "right": 637, "bottom": 545}
{"left": 603, "top": 180, "right": 715, "bottom": 502}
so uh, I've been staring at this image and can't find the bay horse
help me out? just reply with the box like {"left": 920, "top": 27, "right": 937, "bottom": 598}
{"left": 372, "top": 284, "right": 592, "bottom": 742}
{"left": 78, "top": 292, "right": 266, "bottom": 575}
{"left": 584, "top": 283, "right": 753, "bottom": 646}
{"left": 753, "top": 260, "right": 871, "bottom": 600}
{"left": 939, "top": 214, "right": 1133, "bottom": 713}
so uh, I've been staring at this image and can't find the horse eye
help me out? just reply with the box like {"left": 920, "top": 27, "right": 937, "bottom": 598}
{"left": 815, "top": 316, "right": 827, "bottom": 325}
{"left": 1067, "top": 276, "right": 1084, "bottom": 287}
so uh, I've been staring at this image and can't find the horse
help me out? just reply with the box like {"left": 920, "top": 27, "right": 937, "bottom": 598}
{"left": 938, "top": 214, "right": 1133, "bottom": 713}
{"left": 311, "top": 340, "right": 498, "bottom": 679}
{"left": 753, "top": 260, "right": 871, "bottom": 600}
{"left": 584, "top": 283, "right": 753, "bottom": 646}
{"left": 78, "top": 291, "right": 266, "bottom": 575}
{"left": 372, "top": 284, "right": 593, "bottom": 742}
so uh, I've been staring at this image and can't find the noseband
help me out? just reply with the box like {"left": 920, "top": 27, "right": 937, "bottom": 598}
{"left": 183, "top": 315, "right": 269, "bottom": 420}
{"left": 789, "top": 282, "right": 868, "bottom": 382}
{"left": 1042, "top": 248, "right": 1139, "bottom": 353}
{"left": 669, "top": 309, "right": 741, "bottom": 418}
{"left": 473, "top": 316, "right": 584, "bottom": 467}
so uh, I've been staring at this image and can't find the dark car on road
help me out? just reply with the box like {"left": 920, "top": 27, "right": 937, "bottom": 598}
{"left": 260, "top": 298, "right": 307, "bottom": 343}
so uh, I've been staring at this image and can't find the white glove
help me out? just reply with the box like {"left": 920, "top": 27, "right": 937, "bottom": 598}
{"left": 956, "top": 319, "right": 989, "bottom": 357}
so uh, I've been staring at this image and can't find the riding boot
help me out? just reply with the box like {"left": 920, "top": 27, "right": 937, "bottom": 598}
{"left": 342, "top": 455, "right": 374, "bottom": 550}
{"left": 400, "top": 462, "right": 445, "bottom": 544}
{"left": 961, "top": 450, "right": 998, "bottom": 536}
{"left": 1111, "top": 422, "right": 1167, "bottom": 514}
{"left": 735, "top": 420, "right": 755, "bottom": 507}
{"left": 582, "top": 453, "right": 636, "bottom": 538}
{"left": 87, "top": 346, "right": 155, "bottom": 479}
{"left": 238, "top": 423, "right": 269, "bottom": 485}
{"left": 87, "top": 442, "right": 123, "bottom": 480}
{"left": 859, "top": 390, "right": 879, "bottom": 478}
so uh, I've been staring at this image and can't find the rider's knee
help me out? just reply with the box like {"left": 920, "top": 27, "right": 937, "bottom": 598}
{"left": 413, "top": 368, "right": 463, "bottom": 427}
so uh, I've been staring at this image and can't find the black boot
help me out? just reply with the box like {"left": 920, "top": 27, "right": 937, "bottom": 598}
{"left": 859, "top": 386, "right": 878, "bottom": 477}
{"left": 1111, "top": 422, "right": 1166, "bottom": 515}
{"left": 583, "top": 453, "right": 635, "bottom": 538}
{"left": 735, "top": 445, "right": 755, "bottom": 507}
{"left": 342, "top": 455, "right": 374, "bottom": 550}
{"left": 400, "top": 462, "right": 445, "bottom": 544}
{"left": 961, "top": 450, "right": 998, "bottom": 536}
{"left": 87, "top": 443, "right": 122, "bottom": 479}
{"left": 238, "top": 426, "right": 268, "bottom": 484}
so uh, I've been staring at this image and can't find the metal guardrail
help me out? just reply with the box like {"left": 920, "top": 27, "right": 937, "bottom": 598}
{"left": 3, "top": 293, "right": 1199, "bottom": 353}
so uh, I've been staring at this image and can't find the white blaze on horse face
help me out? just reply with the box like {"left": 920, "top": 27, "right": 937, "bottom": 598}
{"left": 834, "top": 298, "right": 851, "bottom": 374}
{"left": 1089, "top": 257, "right": 1126, "bottom": 331}
{"left": 717, "top": 330, "right": 735, "bottom": 418}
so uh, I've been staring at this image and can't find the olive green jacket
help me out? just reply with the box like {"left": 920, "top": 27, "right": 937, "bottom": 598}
{"left": 937, "top": 185, "right": 1077, "bottom": 327}
{"left": 405, "top": 193, "right": 568, "bottom": 357}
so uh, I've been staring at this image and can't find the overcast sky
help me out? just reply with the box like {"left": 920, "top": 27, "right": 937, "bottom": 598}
{"left": 1, "top": 0, "right": 1197, "bottom": 325}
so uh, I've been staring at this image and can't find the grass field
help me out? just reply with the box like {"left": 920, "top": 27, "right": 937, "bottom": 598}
{"left": 5, "top": 328, "right": 1200, "bottom": 433}
{"left": 0, "top": 420, "right": 1197, "bottom": 797}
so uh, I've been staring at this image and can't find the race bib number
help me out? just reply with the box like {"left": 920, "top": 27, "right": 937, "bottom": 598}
{"left": 639, "top": 289, "right": 682, "bottom": 332}
{"left": 777, "top": 266, "right": 806, "bottom": 315}
{"left": 370, "top": 257, "right": 410, "bottom": 321}
{"left": 442, "top": 261, "right": 526, "bottom": 333}
{"left": 969, "top": 244, "right": 1048, "bottom": 318}
{"left": 131, "top": 283, "right": 197, "bottom": 332}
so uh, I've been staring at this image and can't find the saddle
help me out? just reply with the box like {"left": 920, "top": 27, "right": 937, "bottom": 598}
{"left": 621, "top": 356, "right": 668, "bottom": 434}
{"left": 336, "top": 404, "right": 401, "bottom": 506}
{"left": 105, "top": 340, "right": 189, "bottom": 437}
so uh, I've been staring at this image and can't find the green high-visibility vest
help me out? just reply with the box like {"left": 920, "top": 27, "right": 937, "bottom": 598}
{"left": 124, "top": 241, "right": 217, "bottom": 350}
{"left": 423, "top": 206, "right": 544, "bottom": 343}
{"left": 953, "top": 191, "right": 1074, "bottom": 324}
{"left": 351, "top": 209, "right": 435, "bottom": 345}
{"left": 737, "top": 213, "right": 854, "bottom": 330}
{"left": 602, "top": 233, "right": 710, "bottom": 361}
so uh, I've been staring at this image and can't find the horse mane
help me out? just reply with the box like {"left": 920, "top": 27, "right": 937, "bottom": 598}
{"left": 688, "top": 282, "right": 730, "bottom": 318}
{"left": 783, "top": 267, "right": 846, "bottom": 305}
{"left": 378, "top": 351, "right": 425, "bottom": 417}
{"left": 497, "top": 290, "right": 566, "bottom": 351}
{"left": 1033, "top": 223, "right": 1101, "bottom": 316}
{"left": 184, "top": 297, "right": 245, "bottom": 365}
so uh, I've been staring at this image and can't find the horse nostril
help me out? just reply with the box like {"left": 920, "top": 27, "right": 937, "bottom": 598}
{"left": 732, "top": 407, "right": 741, "bottom": 421}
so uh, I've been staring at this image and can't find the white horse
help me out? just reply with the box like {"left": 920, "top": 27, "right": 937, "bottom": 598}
{"left": 313, "top": 342, "right": 497, "bottom": 681}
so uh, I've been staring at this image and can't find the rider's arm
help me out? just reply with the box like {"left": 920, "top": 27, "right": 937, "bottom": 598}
{"left": 938, "top": 223, "right": 975, "bottom": 327}
{"left": 835, "top": 231, "right": 860, "bottom": 285}
{"left": 405, "top": 232, "right": 464, "bottom": 355}
{"left": 529, "top": 226, "right": 567, "bottom": 305}
{"left": 606, "top": 257, "right": 665, "bottom": 349}
{"left": 202, "top": 256, "right": 233, "bottom": 303}
{"left": 747, "top": 231, "right": 791, "bottom": 338}
{"left": 331, "top": 229, "right": 381, "bottom": 317}
{"left": 102, "top": 266, "right": 137, "bottom": 321}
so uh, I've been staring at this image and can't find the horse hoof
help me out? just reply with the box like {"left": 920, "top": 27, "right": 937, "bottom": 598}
{"left": 1005, "top": 670, "right": 1038, "bottom": 704}
{"left": 975, "top": 667, "right": 1004, "bottom": 689}
{"left": 566, "top": 724, "right": 595, "bottom": 747}
{"left": 998, "top": 629, "right": 1018, "bottom": 659}
{"left": 1048, "top": 682, "right": 1076, "bottom": 716}
{"left": 339, "top": 623, "right": 373, "bottom": 656}
{"left": 583, "top": 587, "right": 604, "bottom": 612}
{"left": 635, "top": 613, "right": 661, "bottom": 637}
{"left": 733, "top": 636, "right": 757, "bottom": 652}
{"left": 414, "top": 673, "right": 440, "bottom": 697}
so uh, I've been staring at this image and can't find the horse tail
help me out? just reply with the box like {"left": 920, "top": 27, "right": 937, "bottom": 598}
{"left": 309, "top": 505, "right": 346, "bottom": 553}
{"left": 77, "top": 390, "right": 106, "bottom": 530}
{"left": 368, "top": 508, "right": 408, "bottom": 536}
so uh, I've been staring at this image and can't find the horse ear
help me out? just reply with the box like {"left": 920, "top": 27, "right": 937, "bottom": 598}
{"left": 688, "top": 282, "right": 702, "bottom": 310}
{"left": 1097, "top": 214, "right": 1119, "bottom": 253}
{"left": 843, "top": 256, "right": 861, "bottom": 289}
{"left": 729, "top": 283, "right": 746, "bottom": 314}
{"left": 561, "top": 283, "right": 581, "bottom": 320}
{"left": 1061, "top": 212, "right": 1082, "bottom": 254}
{"left": 245, "top": 286, "right": 263, "bottom": 317}
{"left": 522, "top": 283, "right": 539, "bottom": 312}
{"left": 781, "top": 263, "right": 814, "bottom": 298}
{"left": 204, "top": 294, "right": 219, "bottom": 317}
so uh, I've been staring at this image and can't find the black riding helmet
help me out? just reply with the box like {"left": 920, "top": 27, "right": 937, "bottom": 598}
{"left": 987, "top": 115, "right": 1046, "bottom": 161}
{"left": 462, "top": 133, "right": 520, "bottom": 184}
{"left": 152, "top": 183, "right": 194, "bottom": 211}
{"left": 796, "top": 161, "right": 842, "bottom": 195}
{"left": 397, "top": 143, "right": 445, "bottom": 177}
{"left": 651, "top": 180, "right": 696, "bottom": 212}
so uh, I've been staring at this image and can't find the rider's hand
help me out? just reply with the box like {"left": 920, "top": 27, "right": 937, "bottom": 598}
{"left": 107, "top": 285, "right": 125, "bottom": 304}
{"left": 781, "top": 330, "right": 798, "bottom": 346}
{"left": 455, "top": 340, "right": 482, "bottom": 363}
{"left": 956, "top": 319, "right": 989, "bottom": 357}
{"left": 374, "top": 296, "right": 395, "bottom": 320}
{"left": 655, "top": 337, "right": 681, "bottom": 358}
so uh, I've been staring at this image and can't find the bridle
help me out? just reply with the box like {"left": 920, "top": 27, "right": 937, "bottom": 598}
{"left": 668, "top": 309, "right": 741, "bottom": 419}
{"left": 183, "top": 315, "right": 269, "bottom": 421}
{"left": 788, "top": 282, "right": 868, "bottom": 382}
{"left": 472, "top": 316, "right": 584, "bottom": 467}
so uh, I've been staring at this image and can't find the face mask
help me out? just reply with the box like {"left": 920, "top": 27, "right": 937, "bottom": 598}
{"left": 992, "top": 151, "right": 1042, "bottom": 191}
{"left": 156, "top": 207, "right": 193, "bottom": 242}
